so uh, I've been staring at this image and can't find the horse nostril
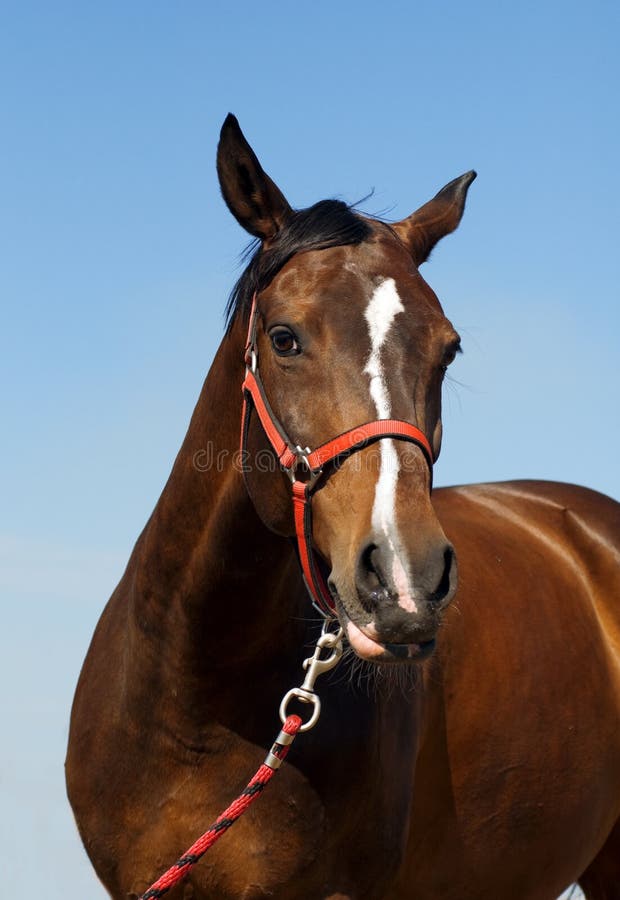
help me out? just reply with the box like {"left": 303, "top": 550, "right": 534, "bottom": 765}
{"left": 362, "top": 543, "right": 376, "bottom": 576}
{"left": 359, "top": 543, "right": 388, "bottom": 590}
{"left": 429, "top": 545, "right": 457, "bottom": 608}
{"left": 355, "top": 543, "right": 393, "bottom": 612}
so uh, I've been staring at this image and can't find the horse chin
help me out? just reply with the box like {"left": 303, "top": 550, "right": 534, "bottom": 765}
{"left": 330, "top": 592, "right": 437, "bottom": 665}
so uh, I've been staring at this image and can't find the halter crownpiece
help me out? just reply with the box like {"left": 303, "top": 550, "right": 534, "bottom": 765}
{"left": 240, "top": 292, "right": 434, "bottom": 616}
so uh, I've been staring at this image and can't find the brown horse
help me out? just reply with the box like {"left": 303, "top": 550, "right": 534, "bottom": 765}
{"left": 66, "top": 115, "right": 620, "bottom": 900}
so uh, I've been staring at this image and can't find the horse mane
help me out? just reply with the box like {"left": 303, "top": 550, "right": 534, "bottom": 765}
{"left": 225, "top": 199, "right": 372, "bottom": 330}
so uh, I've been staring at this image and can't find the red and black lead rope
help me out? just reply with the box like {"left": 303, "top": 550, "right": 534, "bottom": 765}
{"left": 139, "top": 715, "right": 302, "bottom": 899}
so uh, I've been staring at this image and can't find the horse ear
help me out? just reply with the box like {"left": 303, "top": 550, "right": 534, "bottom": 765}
{"left": 393, "top": 171, "right": 477, "bottom": 265}
{"left": 217, "top": 114, "right": 293, "bottom": 243}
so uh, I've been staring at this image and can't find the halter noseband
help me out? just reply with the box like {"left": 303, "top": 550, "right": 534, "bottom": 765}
{"left": 240, "top": 292, "right": 434, "bottom": 616}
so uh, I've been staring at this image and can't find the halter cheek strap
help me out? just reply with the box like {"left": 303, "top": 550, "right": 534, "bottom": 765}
{"left": 240, "top": 293, "right": 434, "bottom": 616}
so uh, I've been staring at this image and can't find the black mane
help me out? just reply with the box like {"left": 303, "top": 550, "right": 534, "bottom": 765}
{"left": 225, "top": 199, "right": 372, "bottom": 330}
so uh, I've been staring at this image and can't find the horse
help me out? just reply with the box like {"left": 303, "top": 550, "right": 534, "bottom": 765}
{"left": 66, "top": 114, "right": 620, "bottom": 900}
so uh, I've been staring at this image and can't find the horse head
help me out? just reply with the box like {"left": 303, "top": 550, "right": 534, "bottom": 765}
{"left": 218, "top": 114, "right": 475, "bottom": 664}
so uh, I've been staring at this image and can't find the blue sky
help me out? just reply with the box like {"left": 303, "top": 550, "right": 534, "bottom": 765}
{"left": 1, "top": 1, "right": 617, "bottom": 895}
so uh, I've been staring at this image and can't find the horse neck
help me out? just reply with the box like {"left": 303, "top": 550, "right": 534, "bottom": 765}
{"left": 123, "top": 321, "right": 306, "bottom": 710}
{"left": 116, "top": 319, "right": 430, "bottom": 751}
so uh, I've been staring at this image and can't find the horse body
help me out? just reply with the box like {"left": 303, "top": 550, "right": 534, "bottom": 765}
{"left": 66, "top": 117, "right": 620, "bottom": 899}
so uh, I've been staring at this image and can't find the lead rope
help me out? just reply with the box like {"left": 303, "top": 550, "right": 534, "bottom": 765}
{"left": 138, "top": 620, "right": 343, "bottom": 899}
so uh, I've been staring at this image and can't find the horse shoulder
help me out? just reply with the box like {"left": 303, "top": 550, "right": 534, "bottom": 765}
{"left": 397, "top": 480, "right": 620, "bottom": 899}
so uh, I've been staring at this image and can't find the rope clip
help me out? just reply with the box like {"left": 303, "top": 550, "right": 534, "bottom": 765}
{"left": 279, "top": 619, "right": 344, "bottom": 732}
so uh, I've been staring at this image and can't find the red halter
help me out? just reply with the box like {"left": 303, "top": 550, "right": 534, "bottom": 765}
{"left": 240, "top": 293, "right": 434, "bottom": 616}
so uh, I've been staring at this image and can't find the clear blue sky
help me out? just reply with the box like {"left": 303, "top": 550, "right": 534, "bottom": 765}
{"left": 1, "top": 2, "right": 617, "bottom": 895}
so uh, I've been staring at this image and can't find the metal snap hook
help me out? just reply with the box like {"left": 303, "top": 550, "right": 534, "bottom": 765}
{"left": 278, "top": 620, "right": 344, "bottom": 732}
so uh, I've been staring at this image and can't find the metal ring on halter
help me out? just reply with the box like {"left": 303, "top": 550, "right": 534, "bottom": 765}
{"left": 286, "top": 445, "right": 324, "bottom": 490}
{"left": 279, "top": 687, "right": 322, "bottom": 732}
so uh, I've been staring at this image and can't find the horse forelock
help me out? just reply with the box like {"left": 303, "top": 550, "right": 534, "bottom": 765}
{"left": 224, "top": 199, "right": 372, "bottom": 331}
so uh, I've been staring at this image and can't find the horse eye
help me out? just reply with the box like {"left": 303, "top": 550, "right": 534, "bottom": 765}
{"left": 441, "top": 339, "right": 462, "bottom": 374}
{"left": 270, "top": 328, "right": 300, "bottom": 356}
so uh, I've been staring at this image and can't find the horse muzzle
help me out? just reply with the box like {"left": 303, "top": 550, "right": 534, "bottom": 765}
{"left": 329, "top": 535, "right": 458, "bottom": 663}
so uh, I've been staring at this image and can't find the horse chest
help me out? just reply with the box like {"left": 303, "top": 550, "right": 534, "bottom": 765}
{"left": 125, "top": 716, "right": 416, "bottom": 900}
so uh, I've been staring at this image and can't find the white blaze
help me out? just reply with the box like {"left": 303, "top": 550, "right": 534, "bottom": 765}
{"left": 363, "top": 278, "right": 417, "bottom": 612}
{"left": 364, "top": 278, "right": 403, "bottom": 535}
